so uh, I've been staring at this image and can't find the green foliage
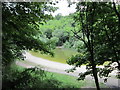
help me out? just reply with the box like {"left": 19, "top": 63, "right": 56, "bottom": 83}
{"left": 2, "top": 2, "right": 55, "bottom": 66}
{"left": 2, "top": 66, "right": 62, "bottom": 90}
{"left": 3, "top": 64, "right": 107, "bottom": 89}
{"left": 77, "top": 70, "right": 93, "bottom": 80}
{"left": 43, "top": 29, "right": 53, "bottom": 39}
{"left": 2, "top": 2, "right": 59, "bottom": 89}
{"left": 39, "top": 14, "right": 75, "bottom": 47}
{"left": 63, "top": 41, "right": 71, "bottom": 48}
{"left": 72, "top": 40, "right": 83, "bottom": 49}
{"left": 39, "top": 13, "right": 84, "bottom": 49}
{"left": 52, "top": 30, "right": 70, "bottom": 46}
{"left": 40, "top": 15, "right": 74, "bottom": 32}
{"left": 116, "top": 75, "right": 120, "bottom": 79}
{"left": 46, "top": 72, "right": 87, "bottom": 88}
{"left": 67, "top": 54, "right": 87, "bottom": 67}
{"left": 67, "top": 2, "right": 120, "bottom": 89}
{"left": 2, "top": 1, "right": 120, "bottom": 89}
{"left": 55, "top": 13, "right": 62, "bottom": 20}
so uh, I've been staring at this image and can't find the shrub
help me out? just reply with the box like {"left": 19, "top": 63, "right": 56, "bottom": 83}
{"left": 2, "top": 66, "right": 61, "bottom": 90}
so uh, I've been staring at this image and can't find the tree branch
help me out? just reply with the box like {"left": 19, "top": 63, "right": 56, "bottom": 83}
{"left": 71, "top": 30, "right": 88, "bottom": 48}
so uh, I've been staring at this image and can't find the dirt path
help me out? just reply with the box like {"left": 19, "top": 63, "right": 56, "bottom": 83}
{"left": 16, "top": 52, "right": 120, "bottom": 89}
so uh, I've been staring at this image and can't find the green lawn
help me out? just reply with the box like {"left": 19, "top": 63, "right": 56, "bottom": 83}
{"left": 46, "top": 71, "right": 86, "bottom": 88}
{"left": 15, "top": 64, "right": 106, "bottom": 88}
{"left": 38, "top": 70, "right": 107, "bottom": 88}
{"left": 29, "top": 48, "right": 78, "bottom": 64}
{"left": 14, "top": 61, "right": 107, "bottom": 88}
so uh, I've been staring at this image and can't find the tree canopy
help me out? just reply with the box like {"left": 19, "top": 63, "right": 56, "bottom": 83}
{"left": 67, "top": 2, "right": 120, "bottom": 90}
{"left": 2, "top": 2, "right": 56, "bottom": 66}
{"left": 2, "top": 1, "right": 120, "bottom": 90}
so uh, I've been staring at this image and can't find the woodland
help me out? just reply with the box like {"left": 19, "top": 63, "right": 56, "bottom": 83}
{"left": 2, "top": 1, "right": 120, "bottom": 90}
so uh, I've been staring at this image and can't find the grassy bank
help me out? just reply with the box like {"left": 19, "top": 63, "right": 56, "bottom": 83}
{"left": 29, "top": 48, "right": 110, "bottom": 66}
{"left": 29, "top": 48, "right": 78, "bottom": 64}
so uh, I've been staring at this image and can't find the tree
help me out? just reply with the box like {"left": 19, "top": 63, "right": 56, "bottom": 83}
{"left": 90, "top": 2, "right": 120, "bottom": 75}
{"left": 69, "top": 2, "right": 100, "bottom": 89}
{"left": 52, "top": 30, "right": 70, "bottom": 46}
{"left": 55, "top": 13, "right": 62, "bottom": 20}
{"left": 43, "top": 29, "right": 53, "bottom": 39}
{"left": 2, "top": 2, "right": 55, "bottom": 67}
{"left": 67, "top": 2, "right": 120, "bottom": 89}
{"left": 94, "top": 2, "right": 120, "bottom": 79}
{"left": 112, "top": 1, "right": 120, "bottom": 70}
{"left": 2, "top": 2, "right": 58, "bottom": 89}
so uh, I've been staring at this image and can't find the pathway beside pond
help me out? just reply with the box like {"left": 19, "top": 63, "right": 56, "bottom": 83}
{"left": 16, "top": 52, "right": 120, "bottom": 89}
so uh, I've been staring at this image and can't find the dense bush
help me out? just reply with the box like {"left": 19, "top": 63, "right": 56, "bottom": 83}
{"left": 63, "top": 41, "right": 71, "bottom": 48}
{"left": 2, "top": 66, "right": 62, "bottom": 90}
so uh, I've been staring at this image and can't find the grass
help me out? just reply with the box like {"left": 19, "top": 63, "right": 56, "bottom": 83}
{"left": 23, "top": 48, "right": 109, "bottom": 88}
{"left": 11, "top": 64, "right": 86, "bottom": 88}
{"left": 14, "top": 64, "right": 107, "bottom": 88}
{"left": 46, "top": 71, "right": 86, "bottom": 88}
{"left": 45, "top": 72, "right": 107, "bottom": 88}
{"left": 29, "top": 48, "right": 110, "bottom": 66}
{"left": 103, "top": 61, "right": 110, "bottom": 66}
{"left": 29, "top": 48, "right": 78, "bottom": 64}
{"left": 13, "top": 61, "right": 107, "bottom": 88}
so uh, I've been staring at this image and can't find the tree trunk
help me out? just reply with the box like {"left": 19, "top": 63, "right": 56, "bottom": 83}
{"left": 90, "top": 50, "right": 100, "bottom": 90}
{"left": 92, "top": 65, "right": 100, "bottom": 90}
{"left": 87, "top": 35, "right": 100, "bottom": 90}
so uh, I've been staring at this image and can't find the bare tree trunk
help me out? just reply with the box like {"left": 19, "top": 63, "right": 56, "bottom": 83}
{"left": 89, "top": 2, "right": 100, "bottom": 90}
{"left": 87, "top": 31, "right": 100, "bottom": 90}
{"left": 91, "top": 51, "right": 100, "bottom": 90}
{"left": 88, "top": 41, "right": 100, "bottom": 90}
